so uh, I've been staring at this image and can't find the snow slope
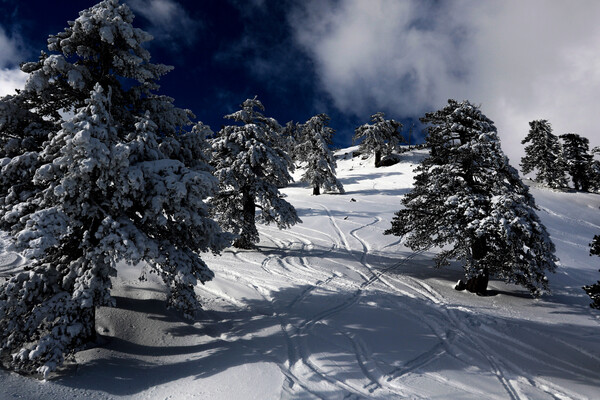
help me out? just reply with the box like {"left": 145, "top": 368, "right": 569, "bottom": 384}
{"left": 1, "top": 147, "right": 599, "bottom": 399}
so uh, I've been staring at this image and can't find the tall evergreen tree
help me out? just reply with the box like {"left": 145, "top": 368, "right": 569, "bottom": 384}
{"left": 520, "top": 120, "right": 568, "bottom": 188}
{"left": 559, "top": 133, "right": 594, "bottom": 191}
{"left": 386, "top": 100, "right": 558, "bottom": 295}
{"left": 353, "top": 112, "right": 404, "bottom": 167}
{"left": 584, "top": 235, "right": 600, "bottom": 309}
{"left": 210, "top": 97, "right": 301, "bottom": 249}
{"left": 0, "top": 0, "right": 228, "bottom": 376}
{"left": 297, "top": 114, "right": 344, "bottom": 195}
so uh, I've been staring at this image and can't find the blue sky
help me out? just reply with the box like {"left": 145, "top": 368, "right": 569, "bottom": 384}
{"left": 1, "top": 0, "right": 600, "bottom": 162}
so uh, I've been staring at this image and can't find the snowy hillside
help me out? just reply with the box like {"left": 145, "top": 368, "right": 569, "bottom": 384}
{"left": 1, "top": 147, "right": 599, "bottom": 399}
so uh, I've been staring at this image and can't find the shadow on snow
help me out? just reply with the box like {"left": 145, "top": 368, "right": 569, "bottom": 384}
{"left": 52, "top": 250, "right": 600, "bottom": 397}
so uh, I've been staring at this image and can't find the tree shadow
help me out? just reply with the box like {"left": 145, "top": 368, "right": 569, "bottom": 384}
{"left": 339, "top": 169, "right": 406, "bottom": 185}
{"left": 341, "top": 187, "right": 411, "bottom": 197}
{"left": 288, "top": 170, "right": 410, "bottom": 197}
{"left": 484, "top": 289, "right": 534, "bottom": 299}
{"left": 293, "top": 206, "right": 389, "bottom": 221}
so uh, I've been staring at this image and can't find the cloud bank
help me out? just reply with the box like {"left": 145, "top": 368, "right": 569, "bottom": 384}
{"left": 288, "top": 0, "right": 600, "bottom": 163}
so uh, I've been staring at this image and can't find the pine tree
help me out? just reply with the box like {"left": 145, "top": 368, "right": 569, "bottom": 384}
{"left": 281, "top": 120, "right": 301, "bottom": 163}
{"left": 297, "top": 114, "right": 344, "bottom": 195}
{"left": 0, "top": 0, "right": 228, "bottom": 376}
{"left": 520, "top": 120, "right": 568, "bottom": 188}
{"left": 210, "top": 97, "right": 301, "bottom": 249}
{"left": 559, "top": 133, "right": 594, "bottom": 191}
{"left": 257, "top": 118, "right": 295, "bottom": 186}
{"left": 353, "top": 112, "right": 404, "bottom": 167}
{"left": 1, "top": 0, "right": 193, "bottom": 219}
{"left": 584, "top": 235, "right": 600, "bottom": 309}
{"left": 386, "top": 100, "right": 558, "bottom": 296}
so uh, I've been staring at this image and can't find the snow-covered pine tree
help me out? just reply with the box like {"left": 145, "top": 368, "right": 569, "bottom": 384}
{"left": 353, "top": 112, "right": 404, "bottom": 167}
{"left": 385, "top": 99, "right": 558, "bottom": 296}
{"left": 297, "top": 114, "right": 344, "bottom": 195}
{"left": 160, "top": 121, "right": 214, "bottom": 170}
{"left": 0, "top": 0, "right": 194, "bottom": 221}
{"left": 281, "top": 120, "right": 302, "bottom": 163}
{"left": 559, "top": 133, "right": 594, "bottom": 192}
{"left": 0, "top": 0, "right": 229, "bottom": 376}
{"left": 584, "top": 235, "right": 600, "bottom": 309}
{"left": 520, "top": 120, "right": 568, "bottom": 188}
{"left": 210, "top": 97, "right": 301, "bottom": 249}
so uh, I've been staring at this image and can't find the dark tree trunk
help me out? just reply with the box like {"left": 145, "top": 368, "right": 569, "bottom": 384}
{"left": 468, "top": 236, "right": 489, "bottom": 294}
{"left": 464, "top": 268, "right": 489, "bottom": 295}
{"left": 313, "top": 185, "right": 320, "bottom": 195}
{"left": 375, "top": 151, "right": 382, "bottom": 167}
{"left": 471, "top": 236, "right": 487, "bottom": 260}
{"left": 575, "top": 172, "right": 589, "bottom": 192}
{"left": 455, "top": 236, "right": 489, "bottom": 295}
{"left": 234, "top": 192, "right": 256, "bottom": 249}
{"left": 80, "top": 306, "right": 97, "bottom": 343}
{"left": 233, "top": 237, "right": 254, "bottom": 249}
{"left": 242, "top": 192, "right": 255, "bottom": 218}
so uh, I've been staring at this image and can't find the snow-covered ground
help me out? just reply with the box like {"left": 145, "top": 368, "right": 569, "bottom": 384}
{"left": 1, "top": 147, "right": 599, "bottom": 399}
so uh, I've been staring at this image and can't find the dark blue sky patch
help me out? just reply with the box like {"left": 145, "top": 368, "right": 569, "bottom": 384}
{"left": 2, "top": 0, "right": 406, "bottom": 147}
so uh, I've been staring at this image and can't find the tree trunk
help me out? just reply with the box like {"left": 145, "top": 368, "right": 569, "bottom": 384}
{"left": 471, "top": 236, "right": 487, "bottom": 260}
{"left": 464, "top": 268, "right": 489, "bottom": 295}
{"left": 455, "top": 236, "right": 489, "bottom": 295}
{"left": 81, "top": 306, "right": 97, "bottom": 344}
{"left": 233, "top": 236, "right": 254, "bottom": 249}
{"left": 234, "top": 192, "right": 256, "bottom": 249}
{"left": 313, "top": 185, "right": 320, "bottom": 195}
{"left": 467, "top": 236, "right": 489, "bottom": 294}
{"left": 375, "top": 151, "right": 382, "bottom": 167}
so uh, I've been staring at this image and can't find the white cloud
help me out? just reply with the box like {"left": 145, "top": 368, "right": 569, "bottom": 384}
{"left": 290, "top": 0, "right": 468, "bottom": 115}
{"left": 0, "top": 27, "right": 21, "bottom": 67}
{"left": 288, "top": 0, "right": 600, "bottom": 164}
{"left": 0, "top": 68, "right": 27, "bottom": 97}
{"left": 0, "top": 26, "right": 26, "bottom": 96}
{"left": 127, "top": 0, "right": 199, "bottom": 47}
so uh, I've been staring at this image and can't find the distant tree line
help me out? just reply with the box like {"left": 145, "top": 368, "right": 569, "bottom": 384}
{"left": 521, "top": 119, "right": 600, "bottom": 192}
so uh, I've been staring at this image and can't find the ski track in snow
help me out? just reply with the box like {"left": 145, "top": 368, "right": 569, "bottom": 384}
{"left": 232, "top": 195, "right": 599, "bottom": 399}
{"left": 539, "top": 205, "right": 600, "bottom": 231}
{"left": 226, "top": 201, "right": 515, "bottom": 398}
